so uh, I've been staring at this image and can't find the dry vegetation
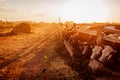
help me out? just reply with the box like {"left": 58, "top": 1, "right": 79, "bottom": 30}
{"left": 0, "top": 21, "right": 120, "bottom": 80}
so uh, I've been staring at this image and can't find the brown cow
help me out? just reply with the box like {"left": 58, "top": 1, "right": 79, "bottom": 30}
{"left": 89, "top": 45, "right": 116, "bottom": 73}
{"left": 99, "top": 46, "right": 116, "bottom": 65}
{"left": 88, "top": 58, "right": 104, "bottom": 73}
{"left": 90, "top": 45, "right": 102, "bottom": 59}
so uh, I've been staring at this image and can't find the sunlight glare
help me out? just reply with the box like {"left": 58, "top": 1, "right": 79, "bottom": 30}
{"left": 57, "top": 0, "right": 109, "bottom": 23}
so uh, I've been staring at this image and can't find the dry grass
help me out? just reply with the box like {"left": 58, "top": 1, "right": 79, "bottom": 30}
{"left": 0, "top": 22, "right": 120, "bottom": 80}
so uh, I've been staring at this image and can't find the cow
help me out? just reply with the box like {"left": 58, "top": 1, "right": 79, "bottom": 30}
{"left": 98, "top": 46, "right": 116, "bottom": 65}
{"left": 90, "top": 45, "right": 102, "bottom": 59}
{"left": 88, "top": 45, "right": 116, "bottom": 73}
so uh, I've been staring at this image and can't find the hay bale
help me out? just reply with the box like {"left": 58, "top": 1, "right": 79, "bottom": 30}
{"left": 11, "top": 23, "right": 31, "bottom": 34}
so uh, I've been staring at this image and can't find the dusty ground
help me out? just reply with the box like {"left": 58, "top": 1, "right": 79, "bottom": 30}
{"left": 0, "top": 25, "right": 80, "bottom": 80}
{"left": 0, "top": 24, "right": 120, "bottom": 80}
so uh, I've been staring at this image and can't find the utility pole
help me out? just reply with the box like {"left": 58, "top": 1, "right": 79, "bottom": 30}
{"left": 5, "top": 17, "right": 7, "bottom": 24}
{"left": 59, "top": 17, "right": 61, "bottom": 23}
{"left": 6, "top": 17, "right": 7, "bottom": 21}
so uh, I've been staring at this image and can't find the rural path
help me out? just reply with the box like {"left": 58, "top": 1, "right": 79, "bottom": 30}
{"left": 1, "top": 24, "right": 120, "bottom": 80}
{"left": 0, "top": 25, "right": 78, "bottom": 80}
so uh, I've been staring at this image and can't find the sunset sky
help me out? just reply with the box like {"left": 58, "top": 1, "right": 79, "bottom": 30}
{"left": 0, "top": 0, "right": 120, "bottom": 22}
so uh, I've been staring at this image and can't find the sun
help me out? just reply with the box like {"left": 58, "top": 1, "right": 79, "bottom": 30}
{"left": 57, "top": 0, "right": 109, "bottom": 23}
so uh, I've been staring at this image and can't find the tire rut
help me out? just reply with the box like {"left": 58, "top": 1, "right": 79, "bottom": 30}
{"left": 0, "top": 27, "right": 58, "bottom": 69}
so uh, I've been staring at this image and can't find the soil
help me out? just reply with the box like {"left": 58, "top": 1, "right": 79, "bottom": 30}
{"left": 0, "top": 24, "right": 120, "bottom": 80}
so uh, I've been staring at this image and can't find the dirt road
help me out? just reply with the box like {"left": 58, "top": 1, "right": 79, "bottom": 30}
{"left": 0, "top": 25, "right": 79, "bottom": 80}
{"left": 0, "top": 24, "right": 120, "bottom": 80}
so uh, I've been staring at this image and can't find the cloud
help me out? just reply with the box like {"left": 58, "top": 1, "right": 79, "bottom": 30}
{"left": 0, "top": 0, "right": 6, "bottom": 2}
{"left": 0, "top": 7, "right": 17, "bottom": 13}
{"left": 35, "top": 13, "right": 49, "bottom": 17}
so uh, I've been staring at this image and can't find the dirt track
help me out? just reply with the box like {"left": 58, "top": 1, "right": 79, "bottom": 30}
{"left": 0, "top": 25, "right": 80, "bottom": 80}
{"left": 0, "top": 25, "right": 120, "bottom": 80}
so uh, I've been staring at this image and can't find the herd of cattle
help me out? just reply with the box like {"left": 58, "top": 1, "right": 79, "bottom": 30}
{"left": 61, "top": 24, "right": 120, "bottom": 73}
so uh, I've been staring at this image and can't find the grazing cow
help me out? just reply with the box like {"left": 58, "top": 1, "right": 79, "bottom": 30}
{"left": 88, "top": 58, "right": 104, "bottom": 73}
{"left": 82, "top": 42, "right": 88, "bottom": 55}
{"left": 88, "top": 45, "right": 103, "bottom": 73}
{"left": 81, "top": 42, "right": 92, "bottom": 58}
{"left": 89, "top": 45, "right": 116, "bottom": 73}
{"left": 90, "top": 45, "right": 102, "bottom": 59}
{"left": 99, "top": 46, "right": 116, "bottom": 65}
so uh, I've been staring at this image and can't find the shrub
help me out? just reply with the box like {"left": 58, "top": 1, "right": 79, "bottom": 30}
{"left": 11, "top": 23, "right": 31, "bottom": 34}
